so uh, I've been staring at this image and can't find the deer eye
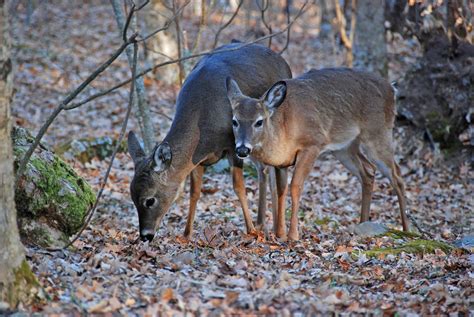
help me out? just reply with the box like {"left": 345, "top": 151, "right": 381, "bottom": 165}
{"left": 232, "top": 119, "right": 239, "bottom": 128}
{"left": 144, "top": 197, "right": 157, "bottom": 208}
{"left": 254, "top": 119, "right": 263, "bottom": 128}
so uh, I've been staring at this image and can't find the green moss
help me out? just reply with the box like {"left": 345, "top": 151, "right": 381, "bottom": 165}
{"left": 14, "top": 146, "right": 95, "bottom": 237}
{"left": 28, "top": 227, "right": 54, "bottom": 248}
{"left": 28, "top": 154, "right": 95, "bottom": 235}
{"left": 4, "top": 260, "right": 41, "bottom": 307}
{"left": 362, "top": 239, "right": 453, "bottom": 257}
{"left": 243, "top": 164, "right": 258, "bottom": 179}
{"left": 385, "top": 228, "right": 421, "bottom": 239}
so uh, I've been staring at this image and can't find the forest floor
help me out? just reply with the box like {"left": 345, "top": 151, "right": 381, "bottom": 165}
{"left": 10, "top": 1, "right": 473, "bottom": 315}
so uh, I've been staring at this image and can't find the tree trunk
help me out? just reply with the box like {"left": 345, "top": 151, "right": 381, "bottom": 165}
{"left": 0, "top": 0, "right": 38, "bottom": 308}
{"left": 143, "top": 0, "right": 179, "bottom": 85}
{"left": 110, "top": 0, "right": 156, "bottom": 155}
{"left": 354, "top": 0, "right": 387, "bottom": 77}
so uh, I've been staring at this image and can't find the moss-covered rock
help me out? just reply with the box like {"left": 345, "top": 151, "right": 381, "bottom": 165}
{"left": 12, "top": 127, "right": 95, "bottom": 247}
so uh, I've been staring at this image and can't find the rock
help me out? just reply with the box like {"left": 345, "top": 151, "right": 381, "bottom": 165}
{"left": 453, "top": 235, "right": 474, "bottom": 250}
{"left": 56, "top": 136, "right": 127, "bottom": 163}
{"left": 353, "top": 222, "right": 389, "bottom": 237}
{"left": 209, "top": 159, "right": 230, "bottom": 174}
{"left": 12, "top": 127, "right": 95, "bottom": 247}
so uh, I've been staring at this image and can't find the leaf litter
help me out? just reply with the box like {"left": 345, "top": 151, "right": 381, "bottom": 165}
{"left": 10, "top": 1, "right": 472, "bottom": 315}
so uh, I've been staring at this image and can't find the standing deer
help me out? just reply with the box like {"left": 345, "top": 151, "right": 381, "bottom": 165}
{"left": 127, "top": 42, "right": 292, "bottom": 241}
{"left": 226, "top": 68, "right": 409, "bottom": 241}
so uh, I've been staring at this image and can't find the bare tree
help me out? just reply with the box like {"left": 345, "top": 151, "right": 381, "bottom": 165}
{"left": 0, "top": 0, "right": 38, "bottom": 306}
{"left": 111, "top": 0, "right": 156, "bottom": 154}
{"left": 334, "top": 0, "right": 356, "bottom": 67}
{"left": 143, "top": 0, "right": 180, "bottom": 84}
{"left": 354, "top": 0, "right": 387, "bottom": 77}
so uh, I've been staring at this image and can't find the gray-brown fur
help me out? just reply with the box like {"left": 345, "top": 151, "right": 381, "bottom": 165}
{"left": 128, "top": 43, "right": 292, "bottom": 241}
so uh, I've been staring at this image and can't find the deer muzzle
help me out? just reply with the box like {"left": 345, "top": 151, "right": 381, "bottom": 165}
{"left": 140, "top": 229, "right": 155, "bottom": 242}
{"left": 236, "top": 144, "right": 252, "bottom": 158}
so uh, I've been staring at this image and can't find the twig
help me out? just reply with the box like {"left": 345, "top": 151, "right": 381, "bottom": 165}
{"left": 15, "top": 2, "right": 183, "bottom": 184}
{"left": 407, "top": 214, "right": 434, "bottom": 240}
{"left": 191, "top": 0, "right": 207, "bottom": 53}
{"left": 349, "top": 0, "right": 357, "bottom": 46}
{"left": 123, "top": 0, "right": 150, "bottom": 41}
{"left": 334, "top": 0, "right": 356, "bottom": 67}
{"left": 111, "top": 0, "right": 156, "bottom": 154}
{"left": 279, "top": 0, "right": 292, "bottom": 54}
{"left": 149, "top": 107, "right": 173, "bottom": 121}
{"left": 212, "top": 0, "right": 243, "bottom": 49}
{"left": 256, "top": 0, "right": 272, "bottom": 47}
{"left": 137, "top": 0, "right": 190, "bottom": 43}
{"left": 46, "top": 42, "right": 139, "bottom": 252}
{"left": 68, "top": 1, "right": 309, "bottom": 111}
{"left": 172, "top": 0, "right": 185, "bottom": 85}
{"left": 16, "top": 1, "right": 309, "bottom": 186}
{"left": 14, "top": 33, "right": 137, "bottom": 187}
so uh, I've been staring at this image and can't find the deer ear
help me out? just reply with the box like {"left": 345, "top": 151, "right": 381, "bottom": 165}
{"left": 152, "top": 142, "right": 172, "bottom": 173}
{"left": 225, "top": 77, "right": 243, "bottom": 108}
{"left": 263, "top": 81, "right": 287, "bottom": 112}
{"left": 128, "top": 131, "right": 146, "bottom": 165}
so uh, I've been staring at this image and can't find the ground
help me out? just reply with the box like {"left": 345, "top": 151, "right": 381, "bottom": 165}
{"left": 9, "top": 1, "right": 473, "bottom": 315}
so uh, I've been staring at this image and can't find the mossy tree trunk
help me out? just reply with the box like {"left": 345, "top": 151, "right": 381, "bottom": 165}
{"left": 0, "top": 0, "right": 38, "bottom": 307}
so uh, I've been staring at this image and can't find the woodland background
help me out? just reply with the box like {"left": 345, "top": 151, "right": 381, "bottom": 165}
{"left": 0, "top": 0, "right": 472, "bottom": 315}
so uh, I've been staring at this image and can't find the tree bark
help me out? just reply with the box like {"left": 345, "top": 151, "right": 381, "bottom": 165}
{"left": 0, "top": 0, "right": 37, "bottom": 308}
{"left": 143, "top": 0, "right": 179, "bottom": 85}
{"left": 354, "top": 0, "right": 387, "bottom": 77}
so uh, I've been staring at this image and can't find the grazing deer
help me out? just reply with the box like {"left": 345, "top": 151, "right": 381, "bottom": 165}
{"left": 226, "top": 68, "right": 409, "bottom": 241}
{"left": 127, "top": 42, "right": 292, "bottom": 241}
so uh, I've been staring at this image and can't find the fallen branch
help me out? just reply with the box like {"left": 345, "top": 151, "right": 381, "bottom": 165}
{"left": 407, "top": 214, "right": 434, "bottom": 240}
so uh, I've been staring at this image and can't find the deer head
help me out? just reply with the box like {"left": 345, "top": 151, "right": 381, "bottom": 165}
{"left": 127, "top": 131, "right": 177, "bottom": 242}
{"left": 226, "top": 77, "right": 287, "bottom": 158}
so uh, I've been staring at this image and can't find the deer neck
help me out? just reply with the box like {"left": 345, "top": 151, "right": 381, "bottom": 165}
{"left": 252, "top": 114, "right": 293, "bottom": 167}
{"left": 163, "top": 121, "right": 201, "bottom": 185}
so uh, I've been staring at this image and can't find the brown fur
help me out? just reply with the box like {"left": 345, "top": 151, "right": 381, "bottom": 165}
{"left": 229, "top": 68, "right": 408, "bottom": 241}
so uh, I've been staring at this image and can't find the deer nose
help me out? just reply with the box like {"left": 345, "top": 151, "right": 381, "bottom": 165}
{"left": 140, "top": 230, "right": 155, "bottom": 242}
{"left": 236, "top": 146, "right": 251, "bottom": 158}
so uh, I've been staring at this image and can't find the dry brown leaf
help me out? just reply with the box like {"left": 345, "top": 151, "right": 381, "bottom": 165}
{"left": 161, "top": 288, "right": 175, "bottom": 302}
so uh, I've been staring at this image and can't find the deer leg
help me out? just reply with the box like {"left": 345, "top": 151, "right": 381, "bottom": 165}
{"left": 231, "top": 164, "right": 256, "bottom": 234}
{"left": 334, "top": 144, "right": 375, "bottom": 224}
{"left": 269, "top": 166, "right": 279, "bottom": 234}
{"left": 288, "top": 149, "right": 319, "bottom": 241}
{"left": 275, "top": 167, "right": 288, "bottom": 239}
{"left": 391, "top": 162, "right": 409, "bottom": 231}
{"left": 184, "top": 165, "right": 205, "bottom": 238}
{"left": 357, "top": 152, "right": 376, "bottom": 223}
{"left": 365, "top": 142, "right": 409, "bottom": 231}
{"left": 255, "top": 161, "right": 268, "bottom": 228}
